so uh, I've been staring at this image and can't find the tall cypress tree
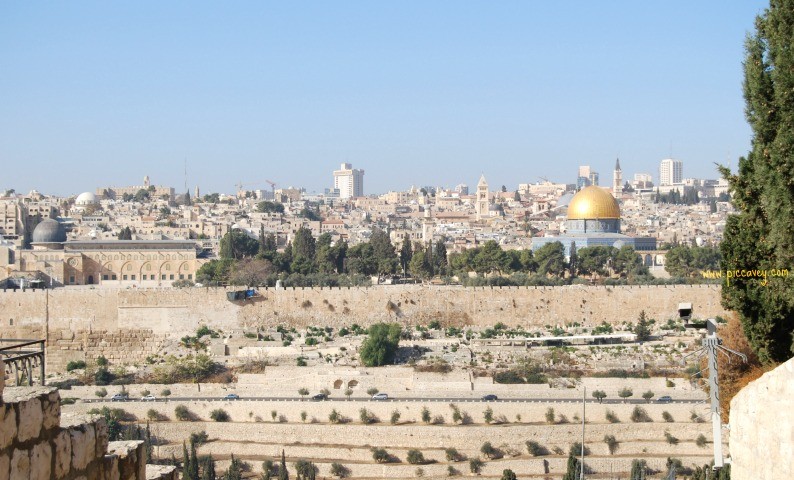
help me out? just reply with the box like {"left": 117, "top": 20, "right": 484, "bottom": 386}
{"left": 720, "top": 0, "right": 794, "bottom": 363}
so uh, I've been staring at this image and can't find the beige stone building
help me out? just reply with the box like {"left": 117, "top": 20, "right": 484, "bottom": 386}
{"left": 1, "top": 219, "right": 201, "bottom": 287}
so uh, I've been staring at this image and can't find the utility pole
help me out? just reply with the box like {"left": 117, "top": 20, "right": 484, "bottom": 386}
{"left": 580, "top": 385, "right": 585, "bottom": 480}
{"left": 681, "top": 310, "right": 746, "bottom": 471}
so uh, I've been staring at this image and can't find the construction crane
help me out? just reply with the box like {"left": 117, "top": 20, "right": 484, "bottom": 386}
{"left": 265, "top": 180, "right": 277, "bottom": 195}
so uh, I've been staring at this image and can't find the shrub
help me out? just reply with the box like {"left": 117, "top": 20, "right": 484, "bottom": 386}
{"left": 298, "top": 387, "right": 309, "bottom": 399}
{"left": 666, "top": 379, "right": 676, "bottom": 388}
{"left": 60, "top": 397, "right": 77, "bottom": 405}
{"left": 605, "top": 410, "right": 620, "bottom": 423}
{"left": 604, "top": 435, "right": 619, "bottom": 455}
{"left": 432, "top": 414, "right": 445, "bottom": 425}
{"left": 146, "top": 409, "right": 160, "bottom": 421}
{"left": 407, "top": 449, "right": 426, "bottom": 465}
{"left": 190, "top": 430, "right": 209, "bottom": 446}
{"left": 662, "top": 411, "right": 674, "bottom": 422}
{"left": 447, "top": 465, "right": 458, "bottom": 477}
{"left": 483, "top": 407, "right": 494, "bottom": 424}
{"left": 296, "top": 357, "right": 307, "bottom": 367}
{"left": 421, "top": 406, "right": 431, "bottom": 424}
{"left": 480, "top": 442, "right": 500, "bottom": 459}
{"left": 330, "top": 462, "right": 349, "bottom": 478}
{"left": 329, "top": 409, "right": 341, "bottom": 424}
{"left": 525, "top": 440, "right": 547, "bottom": 456}
{"left": 690, "top": 410, "right": 704, "bottom": 423}
{"left": 696, "top": 434, "right": 708, "bottom": 448}
{"left": 631, "top": 406, "right": 652, "bottom": 422}
{"left": 359, "top": 408, "right": 377, "bottom": 424}
{"left": 96, "top": 355, "right": 109, "bottom": 367}
{"left": 95, "top": 388, "right": 107, "bottom": 398}
{"left": 390, "top": 409, "right": 401, "bottom": 425}
{"left": 445, "top": 448, "right": 465, "bottom": 462}
{"left": 618, "top": 387, "right": 633, "bottom": 401}
{"left": 545, "top": 407, "right": 556, "bottom": 424}
{"left": 344, "top": 388, "right": 353, "bottom": 400}
{"left": 642, "top": 390, "right": 655, "bottom": 403}
{"left": 210, "top": 409, "right": 230, "bottom": 422}
{"left": 301, "top": 411, "right": 307, "bottom": 422}
{"left": 140, "top": 389, "right": 150, "bottom": 397}
{"left": 160, "top": 388, "right": 171, "bottom": 397}
{"left": 569, "top": 442, "right": 590, "bottom": 456}
{"left": 66, "top": 360, "right": 87, "bottom": 372}
{"left": 664, "top": 431, "right": 679, "bottom": 445}
{"left": 174, "top": 405, "right": 194, "bottom": 421}
{"left": 469, "top": 458, "right": 484, "bottom": 474}
{"left": 367, "top": 387, "right": 379, "bottom": 396}
{"left": 371, "top": 448, "right": 391, "bottom": 463}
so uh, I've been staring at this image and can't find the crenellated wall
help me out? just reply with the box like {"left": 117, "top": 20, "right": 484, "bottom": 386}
{"left": 0, "top": 284, "right": 727, "bottom": 371}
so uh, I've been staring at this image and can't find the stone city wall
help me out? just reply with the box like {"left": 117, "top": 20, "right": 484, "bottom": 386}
{"left": 0, "top": 360, "right": 178, "bottom": 480}
{"left": 0, "top": 284, "right": 727, "bottom": 371}
{"left": 729, "top": 357, "right": 794, "bottom": 479}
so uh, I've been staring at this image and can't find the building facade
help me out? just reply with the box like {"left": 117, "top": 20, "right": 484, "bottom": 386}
{"left": 333, "top": 163, "right": 365, "bottom": 199}
{"left": 659, "top": 158, "right": 683, "bottom": 186}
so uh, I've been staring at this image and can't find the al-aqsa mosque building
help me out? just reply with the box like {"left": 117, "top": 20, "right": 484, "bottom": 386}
{"left": 532, "top": 186, "right": 656, "bottom": 257}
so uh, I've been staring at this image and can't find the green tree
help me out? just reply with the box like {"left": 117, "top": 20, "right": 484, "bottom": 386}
{"left": 501, "top": 469, "right": 517, "bottom": 480}
{"left": 630, "top": 459, "right": 648, "bottom": 480}
{"left": 568, "top": 242, "right": 579, "bottom": 276}
{"left": 117, "top": 226, "right": 133, "bottom": 240}
{"left": 220, "top": 230, "right": 260, "bottom": 260}
{"left": 189, "top": 441, "right": 199, "bottom": 480}
{"left": 346, "top": 242, "right": 377, "bottom": 275}
{"left": 562, "top": 454, "right": 582, "bottom": 480}
{"left": 472, "top": 240, "right": 510, "bottom": 275}
{"left": 433, "top": 239, "right": 448, "bottom": 274}
{"left": 409, "top": 245, "right": 433, "bottom": 280}
{"left": 257, "top": 201, "right": 285, "bottom": 214}
{"left": 399, "top": 234, "right": 413, "bottom": 274}
{"left": 200, "top": 455, "right": 216, "bottom": 480}
{"left": 634, "top": 310, "right": 651, "bottom": 342}
{"left": 359, "top": 323, "right": 402, "bottom": 366}
{"left": 279, "top": 450, "right": 289, "bottom": 480}
{"left": 535, "top": 242, "right": 566, "bottom": 276}
{"left": 592, "top": 390, "right": 606, "bottom": 403}
{"left": 613, "top": 245, "right": 648, "bottom": 277}
{"left": 291, "top": 226, "right": 316, "bottom": 274}
{"left": 370, "top": 228, "right": 398, "bottom": 275}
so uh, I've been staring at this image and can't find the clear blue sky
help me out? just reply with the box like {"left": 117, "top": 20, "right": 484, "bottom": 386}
{"left": 0, "top": 1, "right": 768, "bottom": 196}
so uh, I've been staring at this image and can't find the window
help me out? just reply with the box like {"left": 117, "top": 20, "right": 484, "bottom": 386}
{"left": 112, "top": 275, "right": 117, "bottom": 280}
{"left": 169, "top": 274, "right": 174, "bottom": 280}
{"left": 161, "top": 274, "right": 166, "bottom": 280}
{"left": 102, "top": 275, "right": 108, "bottom": 281}
{"left": 179, "top": 274, "right": 184, "bottom": 280}
{"left": 69, "top": 276, "right": 75, "bottom": 284}
{"left": 131, "top": 275, "right": 136, "bottom": 280}
{"left": 188, "top": 274, "right": 193, "bottom": 280}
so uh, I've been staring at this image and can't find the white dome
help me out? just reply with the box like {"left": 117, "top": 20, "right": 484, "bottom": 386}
{"left": 75, "top": 192, "right": 97, "bottom": 205}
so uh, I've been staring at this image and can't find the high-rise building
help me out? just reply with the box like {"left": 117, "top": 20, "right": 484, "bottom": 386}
{"left": 333, "top": 163, "right": 365, "bottom": 199}
{"left": 577, "top": 165, "right": 591, "bottom": 188}
{"left": 659, "top": 158, "right": 683, "bottom": 186}
{"left": 612, "top": 158, "right": 622, "bottom": 197}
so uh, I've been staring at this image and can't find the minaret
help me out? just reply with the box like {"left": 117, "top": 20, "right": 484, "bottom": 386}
{"left": 144, "top": 175, "right": 151, "bottom": 188}
{"left": 475, "top": 174, "right": 489, "bottom": 221}
{"left": 422, "top": 206, "right": 435, "bottom": 245}
{"left": 612, "top": 158, "right": 622, "bottom": 197}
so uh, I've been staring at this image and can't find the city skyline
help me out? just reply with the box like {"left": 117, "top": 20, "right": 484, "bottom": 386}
{"left": 1, "top": 1, "right": 767, "bottom": 196}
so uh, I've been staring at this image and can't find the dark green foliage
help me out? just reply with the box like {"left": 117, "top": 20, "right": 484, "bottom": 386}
{"left": 66, "top": 360, "right": 86, "bottom": 371}
{"left": 175, "top": 405, "right": 195, "bottom": 421}
{"left": 605, "top": 410, "right": 619, "bottom": 423}
{"left": 630, "top": 406, "right": 652, "bottom": 422}
{"left": 222, "top": 454, "right": 244, "bottom": 480}
{"left": 86, "top": 406, "right": 132, "bottom": 441}
{"left": 525, "top": 440, "right": 547, "bottom": 456}
{"left": 200, "top": 455, "right": 216, "bottom": 480}
{"left": 468, "top": 458, "right": 484, "bottom": 474}
{"left": 219, "top": 230, "right": 260, "bottom": 260}
{"left": 279, "top": 450, "right": 289, "bottom": 480}
{"left": 501, "top": 469, "right": 517, "bottom": 480}
{"left": 720, "top": 1, "right": 794, "bottom": 362}
{"left": 406, "top": 449, "right": 426, "bottom": 465}
{"left": 371, "top": 448, "right": 391, "bottom": 463}
{"left": 604, "top": 435, "right": 619, "bottom": 455}
{"left": 562, "top": 454, "right": 582, "bottom": 480}
{"left": 480, "top": 442, "right": 500, "bottom": 459}
{"left": 534, "top": 241, "right": 566, "bottom": 276}
{"left": 257, "top": 201, "right": 285, "bottom": 214}
{"left": 359, "top": 323, "right": 402, "bottom": 366}
{"left": 591, "top": 390, "right": 607, "bottom": 403}
{"left": 209, "top": 409, "right": 230, "bottom": 422}
{"left": 330, "top": 462, "right": 349, "bottom": 478}
{"left": 295, "top": 459, "right": 317, "bottom": 480}
{"left": 634, "top": 310, "right": 651, "bottom": 342}
{"left": 190, "top": 431, "right": 209, "bottom": 446}
{"left": 630, "top": 459, "right": 648, "bottom": 480}
{"left": 664, "top": 244, "right": 721, "bottom": 278}
{"left": 445, "top": 447, "right": 465, "bottom": 462}
{"left": 118, "top": 226, "right": 133, "bottom": 240}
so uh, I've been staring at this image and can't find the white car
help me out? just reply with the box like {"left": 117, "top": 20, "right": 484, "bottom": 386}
{"left": 141, "top": 395, "right": 156, "bottom": 402}
{"left": 371, "top": 393, "right": 389, "bottom": 401}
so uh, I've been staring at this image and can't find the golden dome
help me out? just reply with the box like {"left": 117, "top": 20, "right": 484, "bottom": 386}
{"left": 566, "top": 186, "right": 620, "bottom": 220}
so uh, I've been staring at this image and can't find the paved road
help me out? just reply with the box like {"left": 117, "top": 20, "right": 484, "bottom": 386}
{"left": 83, "top": 396, "right": 702, "bottom": 405}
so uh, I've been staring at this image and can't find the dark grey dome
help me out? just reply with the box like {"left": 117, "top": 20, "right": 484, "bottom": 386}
{"left": 32, "top": 219, "right": 67, "bottom": 244}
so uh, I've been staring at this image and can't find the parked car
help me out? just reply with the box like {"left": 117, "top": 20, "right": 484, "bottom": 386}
{"left": 481, "top": 394, "right": 498, "bottom": 401}
{"left": 224, "top": 393, "right": 240, "bottom": 400}
{"left": 141, "top": 395, "right": 156, "bottom": 402}
{"left": 656, "top": 395, "right": 673, "bottom": 403}
{"left": 311, "top": 393, "right": 328, "bottom": 401}
{"left": 371, "top": 393, "right": 389, "bottom": 401}
{"left": 110, "top": 393, "right": 128, "bottom": 402}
